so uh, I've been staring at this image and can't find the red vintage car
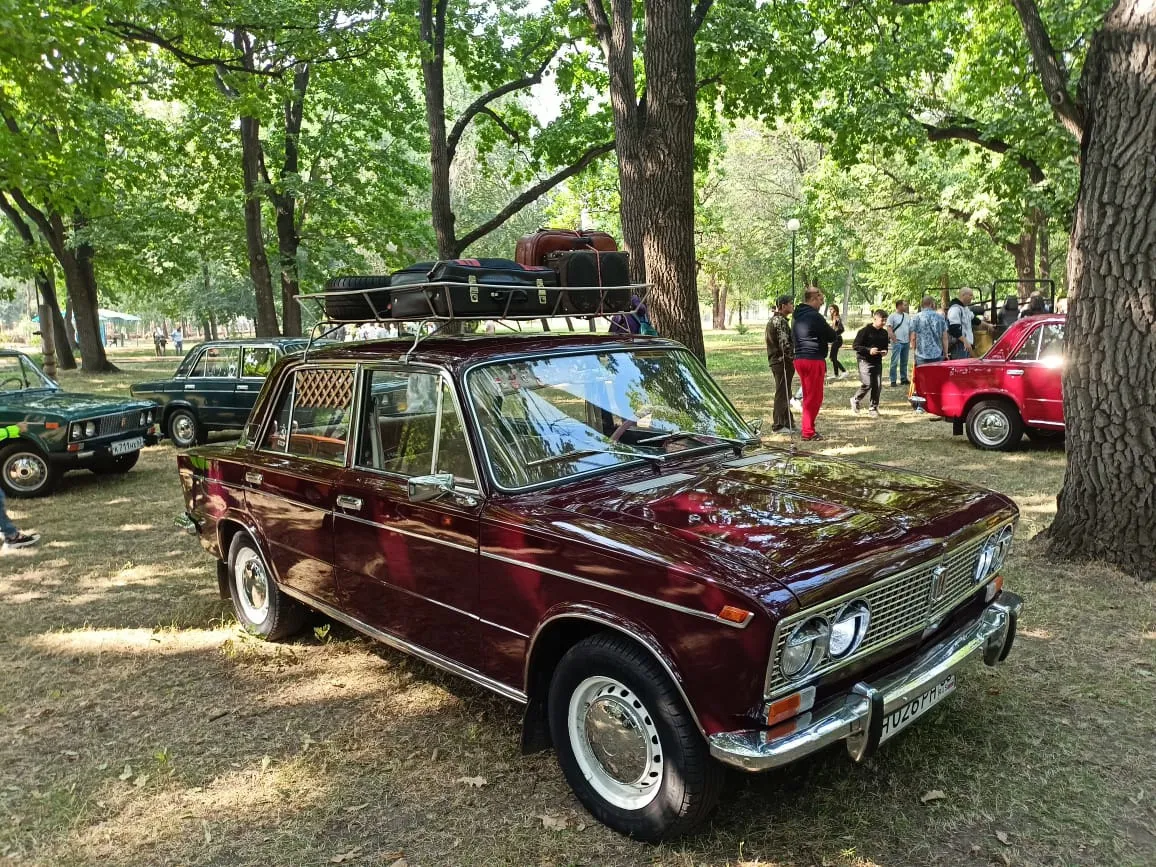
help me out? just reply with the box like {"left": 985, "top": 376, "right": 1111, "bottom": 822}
{"left": 177, "top": 333, "right": 1023, "bottom": 840}
{"left": 911, "top": 315, "right": 1066, "bottom": 450}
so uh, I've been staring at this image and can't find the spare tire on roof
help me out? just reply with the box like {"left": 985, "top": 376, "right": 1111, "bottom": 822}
{"left": 322, "top": 275, "right": 392, "bottom": 321}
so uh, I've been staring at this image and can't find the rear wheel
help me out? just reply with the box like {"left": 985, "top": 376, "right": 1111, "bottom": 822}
{"left": 965, "top": 399, "right": 1023, "bottom": 451}
{"left": 167, "top": 408, "right": 204, "bottom": 449}
{"left": 0, "top": 444, "right": 60, "bottom": 498}
{"left": 547, "top": 633, "right": 723, "bottom": 841}
{"left": 90, "top": 451, "right": 140, "bottom": 475}
{"left": 227, "top": 533, "right": 306, "bottom": 641}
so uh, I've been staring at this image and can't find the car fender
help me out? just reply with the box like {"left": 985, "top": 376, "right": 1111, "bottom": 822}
{"left": 961, "top": 387, "right": 1025, "bottom": 420}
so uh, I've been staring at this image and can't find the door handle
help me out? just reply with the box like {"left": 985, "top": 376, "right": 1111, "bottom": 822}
{"left": 336, "top": 495, "right": 363, "bottom": 511}
{"left": 237, "top": 384, "right": 250, "bottom": 390}
{"left": 184, "top": 384, "right": 196, "bottom": 390}
{"left": 245, "top": 471, "right": 263, "bottom": 485}
{"left": 1007, "top": 369, "right": 1025, "bottom": 377}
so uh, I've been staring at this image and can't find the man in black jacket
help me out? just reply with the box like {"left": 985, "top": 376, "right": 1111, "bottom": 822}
{"left": 792, "top": 286, "right": 838, "bottom": 441}
{"left": 851, "top": 310, "right": 890, "bottom": 417}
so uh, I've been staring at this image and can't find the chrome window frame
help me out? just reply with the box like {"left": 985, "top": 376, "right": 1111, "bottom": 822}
{"left": 459, "top": 345, "right": 756, "bottom": 495}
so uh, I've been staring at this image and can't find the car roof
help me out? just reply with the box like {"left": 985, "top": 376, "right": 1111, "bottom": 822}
{"left": 302, "top": 333, "right": 681, "bottom": 370}
{"left": 191, "top": 338, "right": 311, "bottom": 348}
{"left": 0, "top": 348, "right": 32, "bottom": 357}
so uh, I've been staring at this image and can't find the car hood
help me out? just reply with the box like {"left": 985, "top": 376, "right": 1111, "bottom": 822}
{"left": 2, "top": 390, "right": 154, "bottom": 417}
{"left": 538, "top": 447, "right": 1015, "bottom": 609}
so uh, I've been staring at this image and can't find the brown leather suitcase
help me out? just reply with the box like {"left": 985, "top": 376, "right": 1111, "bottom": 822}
{"left": 515, "top": 228, "right": 618, "bottom": 267}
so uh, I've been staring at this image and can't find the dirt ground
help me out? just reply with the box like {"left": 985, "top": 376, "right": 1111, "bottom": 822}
{"left": 1, "top": 336, "right": 1153, "bottom": 866}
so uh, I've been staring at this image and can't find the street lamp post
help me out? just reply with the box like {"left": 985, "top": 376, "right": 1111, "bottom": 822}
{"left": 787, "top": 218, "right": 801, "bottom": 296}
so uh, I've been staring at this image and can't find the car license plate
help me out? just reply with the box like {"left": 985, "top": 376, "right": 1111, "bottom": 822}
{"left": 110, "top": 436, "right": 145, "bottom": 456}
{"left": 880, "top": 674, "right": 956, "bottom": 744}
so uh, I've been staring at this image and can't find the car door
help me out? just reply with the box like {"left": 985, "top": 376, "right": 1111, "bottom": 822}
{"left": 999, "top": 324, "right": 1041, "bottom": 415}
{"left": 1020, "top": 322, "right": 1065, "bottom": 426}
{"left": 183, "top": 346, "right": 241, "bottom": 427}
{"left": 333, "top": 366, "right": 482, "bottom": 665}
{"left": 235, "top": 345, "right": 281, "bottom": 425}
{"left": 243, "top": 364, "right": 356, "bottom": 608}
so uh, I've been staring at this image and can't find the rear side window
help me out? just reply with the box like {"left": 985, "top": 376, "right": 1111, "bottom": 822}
{"left": 192, "top": 347, "right": 239, "bottom": 377}
{"left": 242, "top": 347, "right": 279, "bottom": 378}
{"left": 263, "top": 367, "right": 355, "bottom": 463}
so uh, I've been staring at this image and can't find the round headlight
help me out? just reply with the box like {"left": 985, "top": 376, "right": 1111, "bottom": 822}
{"left": 974, "top": 544, "right": 994, "bottom": 583}
{"left": 70, "top": 423, "right": 82, "bottom": 439}
{"left": 780, "top": 616, "right": 830, "bottom": 680}
{"left": 991, "top": 525, "right": 1014, "bottom": 572}
{"left": 148, "top": 410, "right": 155, "bottom": 424}
{"left": 139, "top": 411, "right": 147, "bottom": 426}
{"left": 828, "top": 600, "right": 871, "bottom": 659}
{"left": 84, "top": 421, "right": 97, "bottom": 437}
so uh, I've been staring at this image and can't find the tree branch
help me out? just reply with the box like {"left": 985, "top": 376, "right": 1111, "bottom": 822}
{"left": 0, "top": 191, "right": 36, "bottom": 245}
{"left": 918, "top": 115, "right": 1046, "bottom": 184}
{"left": 692, "top": 0, "right": 715, "bottom": 33}
{"left": 446, "top": 45, "right": 562, "bottom": 159}
{"left": 584, "top": 0, "right": 613, "bottom": 58}
{"left": 1010, "top": 0, "right": 1084, "bottom": 140}
{"left": 456, "top": 141, "right": 615, "bottom": 251}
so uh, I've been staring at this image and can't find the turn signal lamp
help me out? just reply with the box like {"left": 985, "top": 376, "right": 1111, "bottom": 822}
{"left": 717, "top": 605, "right": 753, "bottom": 625}
{"left": 766, "top": 686, "right": 816, "bottom": 726}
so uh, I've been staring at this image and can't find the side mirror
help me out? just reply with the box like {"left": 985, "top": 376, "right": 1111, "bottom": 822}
{"left": 408, "top": 472, "right": 455, "bottom": 503}
{"left": 748, "top": 417, "right": 764, "bottom": 436}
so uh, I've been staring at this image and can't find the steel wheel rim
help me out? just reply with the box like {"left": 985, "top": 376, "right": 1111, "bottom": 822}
{"left": 974, "top": 408, "right": 1010, "bottom": 446}
{"left": 3, "top": 452, "right": 48, "bottom": 494}
{"left": 234, "top": 548, "right": 270, "bottom": 625}
{"left": 172, "top": 414, "right": 196, "bottom": 447}
{"left": 568, "top": 675, "right": 663, "bottom": 810}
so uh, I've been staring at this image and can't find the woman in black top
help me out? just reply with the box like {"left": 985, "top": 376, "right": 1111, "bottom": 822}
{"left": 851, "top": 309, "right": 890, "bottom": 415}
{"left": 827, "top": 304, "right": 847, "bottom": 378}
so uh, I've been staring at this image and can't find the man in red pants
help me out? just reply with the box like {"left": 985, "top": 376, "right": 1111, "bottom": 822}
{"left": 791, "top": 286, "right": 838, "bottom": 441}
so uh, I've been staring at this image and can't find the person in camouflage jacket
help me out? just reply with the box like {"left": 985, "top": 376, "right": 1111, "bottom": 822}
{"left": 765, "top": 294, "right": 796, "bottom": 433}
{"left": 0, "top": 422, "right": 40, "bottom": 550}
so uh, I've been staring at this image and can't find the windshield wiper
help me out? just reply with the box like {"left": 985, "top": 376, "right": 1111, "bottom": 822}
{"left": 635, "top": 430, "right": 757, "bottom": 454}
{"left": 526, "top": 447, "right": 664, "bottom": 469}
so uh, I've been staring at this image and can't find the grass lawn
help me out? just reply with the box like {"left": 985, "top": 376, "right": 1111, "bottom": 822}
{"left": 2, "top": 333, "right": 1153, "bottom": 867}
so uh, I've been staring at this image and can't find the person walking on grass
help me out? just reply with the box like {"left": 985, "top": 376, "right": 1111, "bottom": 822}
{"left": 827, "top": 304, "right": 848, "bottom": 380}
{"left": 792, "top": 285, "right": 838, "bottom": 442}
{"left": 886, "top": 299, "right": 912, "bottom": 386}
{"left": 0, "top": 423, "right": 40, "bottom": 551}
{"left": 765, "top": 294, "right": 796, "bottom": 434}
{"left": 851, "top": 310, "right": 889, "bottom": 417}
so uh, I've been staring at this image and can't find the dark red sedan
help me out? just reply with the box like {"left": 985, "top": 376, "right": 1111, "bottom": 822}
{"left": 911, "top": 315, "right": 1066, "bottom": 450}
{"left": 177, "top": 333, "right": 1023, "bottom": 840}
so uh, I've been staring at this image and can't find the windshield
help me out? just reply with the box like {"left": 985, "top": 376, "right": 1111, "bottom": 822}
{"left": 0, "top": 354, "right": 58, "bottom": 393}
{"left": 466, "top": 348, "right": 754, "bottom": 490}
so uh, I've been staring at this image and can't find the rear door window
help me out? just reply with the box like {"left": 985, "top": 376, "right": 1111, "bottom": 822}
{"left": 242, "top": 346, "right": 280, "bottom": 378}
{"left": 263, "top": 367, "right": 356, "bottom": 463}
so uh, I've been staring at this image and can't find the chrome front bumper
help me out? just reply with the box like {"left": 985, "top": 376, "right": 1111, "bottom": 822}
{"left": 709, "top": 592, "right": 1023, "bottom": 772}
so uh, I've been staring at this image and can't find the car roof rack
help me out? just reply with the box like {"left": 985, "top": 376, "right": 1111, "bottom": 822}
{"left": 295, "top": 281, "right": 651, "bottom": 361}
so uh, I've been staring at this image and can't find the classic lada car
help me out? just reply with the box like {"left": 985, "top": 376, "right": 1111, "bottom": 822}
{"left": 177, "top": 333, "right": 1023, "bottom": 840}
{"left": 131, "top": 338, "right": 312, "bottom": 448}
{"left": 1, "top": 349, "right": 159, "bottom": 497}
{"left": 911, "top": 315, "right": 1065, "bottom": 450}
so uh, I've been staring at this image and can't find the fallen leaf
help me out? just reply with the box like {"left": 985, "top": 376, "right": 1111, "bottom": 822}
{"left": 61, "top": 750, "right": 79, "bottom": 759}
{"left": 540, "top": 814, "right": 568, "bottom": 831}
{"left": 260, "top": 755, "right": 272, "bottom": 772}
{"left": 970, "top": 844, "right": 982, "bottom": 854}
{"left": 455, "top": 776, "right": 487, "bottom": 788}
{"left": 202, "top": 821, "right": 211, "bottom": 845}
{"left": 133, "top": 774, "right": 149, "bottom": 788}
{"left": 343, "top": 803, "right": 369, "bottom": 813}
{"left": 996, "top": 830, "right": 1011, "bottom": 846}
{"left": 330, "top": 847, "right": 362, "bottom": 863}
{"left": 921, "top": 789, "right": 947, "bottom": 804}
{"left": 207, "top": 709, "right": 229, "bottom": 722}
{"left": 387, "top": 859, "right": 407, "bottom": 867}
{"left": 118, "top": 764, "right": 133, "bottom": 781}
{"left": 430, "top": 748, "right": 439, "bottom": 762}
{"left": 998, "top": 853, "right": 1011, "bottom": 866}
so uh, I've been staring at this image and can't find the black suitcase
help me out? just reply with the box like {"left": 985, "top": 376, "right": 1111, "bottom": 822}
{"left": 546, "top": 250, "right": 632, "bottom": 314}
{"left": 389, "top": 261, "right": 435, "bottom": 287}
{"left": 391, "top": 258, "right": 561, "bottom": 319}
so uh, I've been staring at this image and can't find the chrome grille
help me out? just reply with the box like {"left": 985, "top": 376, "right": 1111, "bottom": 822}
{"left": 765, "top": 533, "right": 992, "bottom": 697}
{"left": 97, "top": 411, "right": 144, "bottom": 437}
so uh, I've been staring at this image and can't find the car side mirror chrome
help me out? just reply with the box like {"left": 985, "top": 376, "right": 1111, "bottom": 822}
{"left": 408, "top": 472, "right": 455, "bottom": 503}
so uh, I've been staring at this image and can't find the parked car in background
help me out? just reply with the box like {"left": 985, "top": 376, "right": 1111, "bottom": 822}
{"left": 0, "top": 349, "right": 159, "bottom": 497}
{"left": 131, "top": 339, "right": 312, "bottom": 448}
{"left": 177, "top": 333, "right": 1023, "bottom": 840}
{"left": 911, "top": 315, "right": 1065, "bottom": 450}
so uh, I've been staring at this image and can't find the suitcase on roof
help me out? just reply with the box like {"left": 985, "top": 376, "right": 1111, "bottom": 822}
{"left": 515, "top": 228, "right": 618, "bottom": 267}
{"left": 390, "top": 258, "right": 561, "bottom": 319}
{"left": 545, "top": 250, "right": 632, "bottom": 314}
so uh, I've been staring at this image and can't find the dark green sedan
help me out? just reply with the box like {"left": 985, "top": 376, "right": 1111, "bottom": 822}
{"left": 130, "top": 339, "right": 313, "bottom": 448}
{"left": 0, "top": 349, "right": 160, "bottom": 497}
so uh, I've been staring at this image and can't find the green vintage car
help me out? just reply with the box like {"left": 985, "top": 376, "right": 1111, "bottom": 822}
{"left": 0, "top": 349, "right": 160, "bottom": 497}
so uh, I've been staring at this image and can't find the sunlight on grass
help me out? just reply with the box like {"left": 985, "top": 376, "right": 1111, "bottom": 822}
{"left": 26, "top": 626, "right": 233, "bottom": 655}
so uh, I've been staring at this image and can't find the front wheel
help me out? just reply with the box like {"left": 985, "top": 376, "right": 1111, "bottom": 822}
{"left": 547, "top": 634, "right": 723, "bottom": 841}
{"left": 90, "top": 451, "right": 141, "bottom": 475}
{"left": 167, "top": 408, "right": 204, "bottom": 449}
{"left": 227, "top": 534, "right": 306, "bottom": 641}
{"left": 965, "top": 399, "right": 1023, "bottom": 451}
{"left": 0, "top": 444, "right": 60, "bottom": 498}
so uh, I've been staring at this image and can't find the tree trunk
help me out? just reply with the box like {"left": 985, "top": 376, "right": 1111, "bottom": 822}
{"left": 640, "top": 0, "right": 705, "bottom": 360}
{"left": 63, "top": 298, "right": 79, "bottom": 351}
{"left": 38, "top": 270, "right": 75, "bottom": 370}
{"left": 239, "top": 114, "right": 280, "bottom": 337}
{"left": 842, "top": 260, "right": 854, "bottom": 321}
{"left": 1045, "top": 0, "right": 1156, "bottom": 578}
{"left": 420, "top": 0, "right": 458, "bottom": 260}
{"left": 54, "top": 221, "right": 113, "bottom": 372}
{"left": 1036, "top": 209, "right": 1051, "bottom": 281}
{"left": 273, "top": 63, "right": 310, "bottom": 337}
{"left": 1007, "top": 227, "right": 1036, "bottom": 284}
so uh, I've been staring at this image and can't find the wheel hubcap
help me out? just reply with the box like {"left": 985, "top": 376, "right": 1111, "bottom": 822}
{"left": 4, "top": 453, "right": 47, "bottom": 493}
{"left": 234, "top": 549, "right": 270, "bottom": 624}
{"left": 568, "top": 676, "right": 663, "bottom": 810}
{"left": 173, "top": 415, "right": 195, "bottom": 446}
{"left": 975, "top": 409, "right": 1009, "bottom": 446}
